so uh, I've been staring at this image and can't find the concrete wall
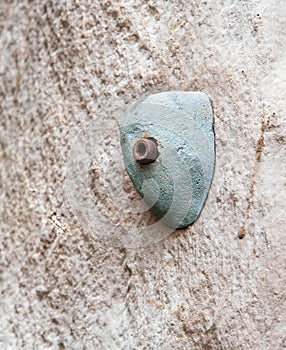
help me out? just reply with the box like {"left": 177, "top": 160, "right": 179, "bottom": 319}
{"left": 1, "top": 1, "right": 285, "bottom": 349}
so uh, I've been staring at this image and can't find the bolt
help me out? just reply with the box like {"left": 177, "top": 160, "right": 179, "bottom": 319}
{"left": 133, "top": 138, "right": 159, "bottom": 164}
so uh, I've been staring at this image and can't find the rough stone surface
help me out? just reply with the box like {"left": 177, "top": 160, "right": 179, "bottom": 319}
{"left": 0, "top": 1, "right": 286, "bottom": 349}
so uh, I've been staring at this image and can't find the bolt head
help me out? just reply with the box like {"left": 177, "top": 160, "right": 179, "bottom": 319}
{"left": 133, "top": 138, "right": 159, "bottom": 164}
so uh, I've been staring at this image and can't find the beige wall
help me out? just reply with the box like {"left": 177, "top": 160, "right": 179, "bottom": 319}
{"left": 0, "top": 1, "right": 285, "bottom": 349}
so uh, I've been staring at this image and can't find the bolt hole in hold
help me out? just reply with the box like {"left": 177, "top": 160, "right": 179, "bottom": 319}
{"left": 137, "top": 143, "right": 146, "bottom": 155}
{"left": 133, "top": 138, "right": 159, "bottom": 164}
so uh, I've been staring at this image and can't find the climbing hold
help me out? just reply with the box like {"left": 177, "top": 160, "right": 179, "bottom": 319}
{"left": 120, "top": 91, "right": 215, "bottom": 229}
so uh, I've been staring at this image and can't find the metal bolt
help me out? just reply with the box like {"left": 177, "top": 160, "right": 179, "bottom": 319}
{"left": 133, "top": 138, "right": 159, "bottom": 164}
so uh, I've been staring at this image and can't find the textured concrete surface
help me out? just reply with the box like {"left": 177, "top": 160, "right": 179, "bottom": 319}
{"left": 0, "top": 0, "right": 286, "bottom": 349}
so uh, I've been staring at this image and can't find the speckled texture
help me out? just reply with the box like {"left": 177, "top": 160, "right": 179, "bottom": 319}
{"left": 120, "top": 91, "right": 215, "bottom": 228}
{"left": 1, "top": 0, "right": 286, "bottom": 349}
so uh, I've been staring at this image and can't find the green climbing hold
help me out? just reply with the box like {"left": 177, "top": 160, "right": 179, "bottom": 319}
{"left": 120, "top": 91, "right": 215, "bottom": 229}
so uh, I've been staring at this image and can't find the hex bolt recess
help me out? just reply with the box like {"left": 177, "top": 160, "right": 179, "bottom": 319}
{"left": 133, "top": 138, "right": 159, "bottom": 164}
